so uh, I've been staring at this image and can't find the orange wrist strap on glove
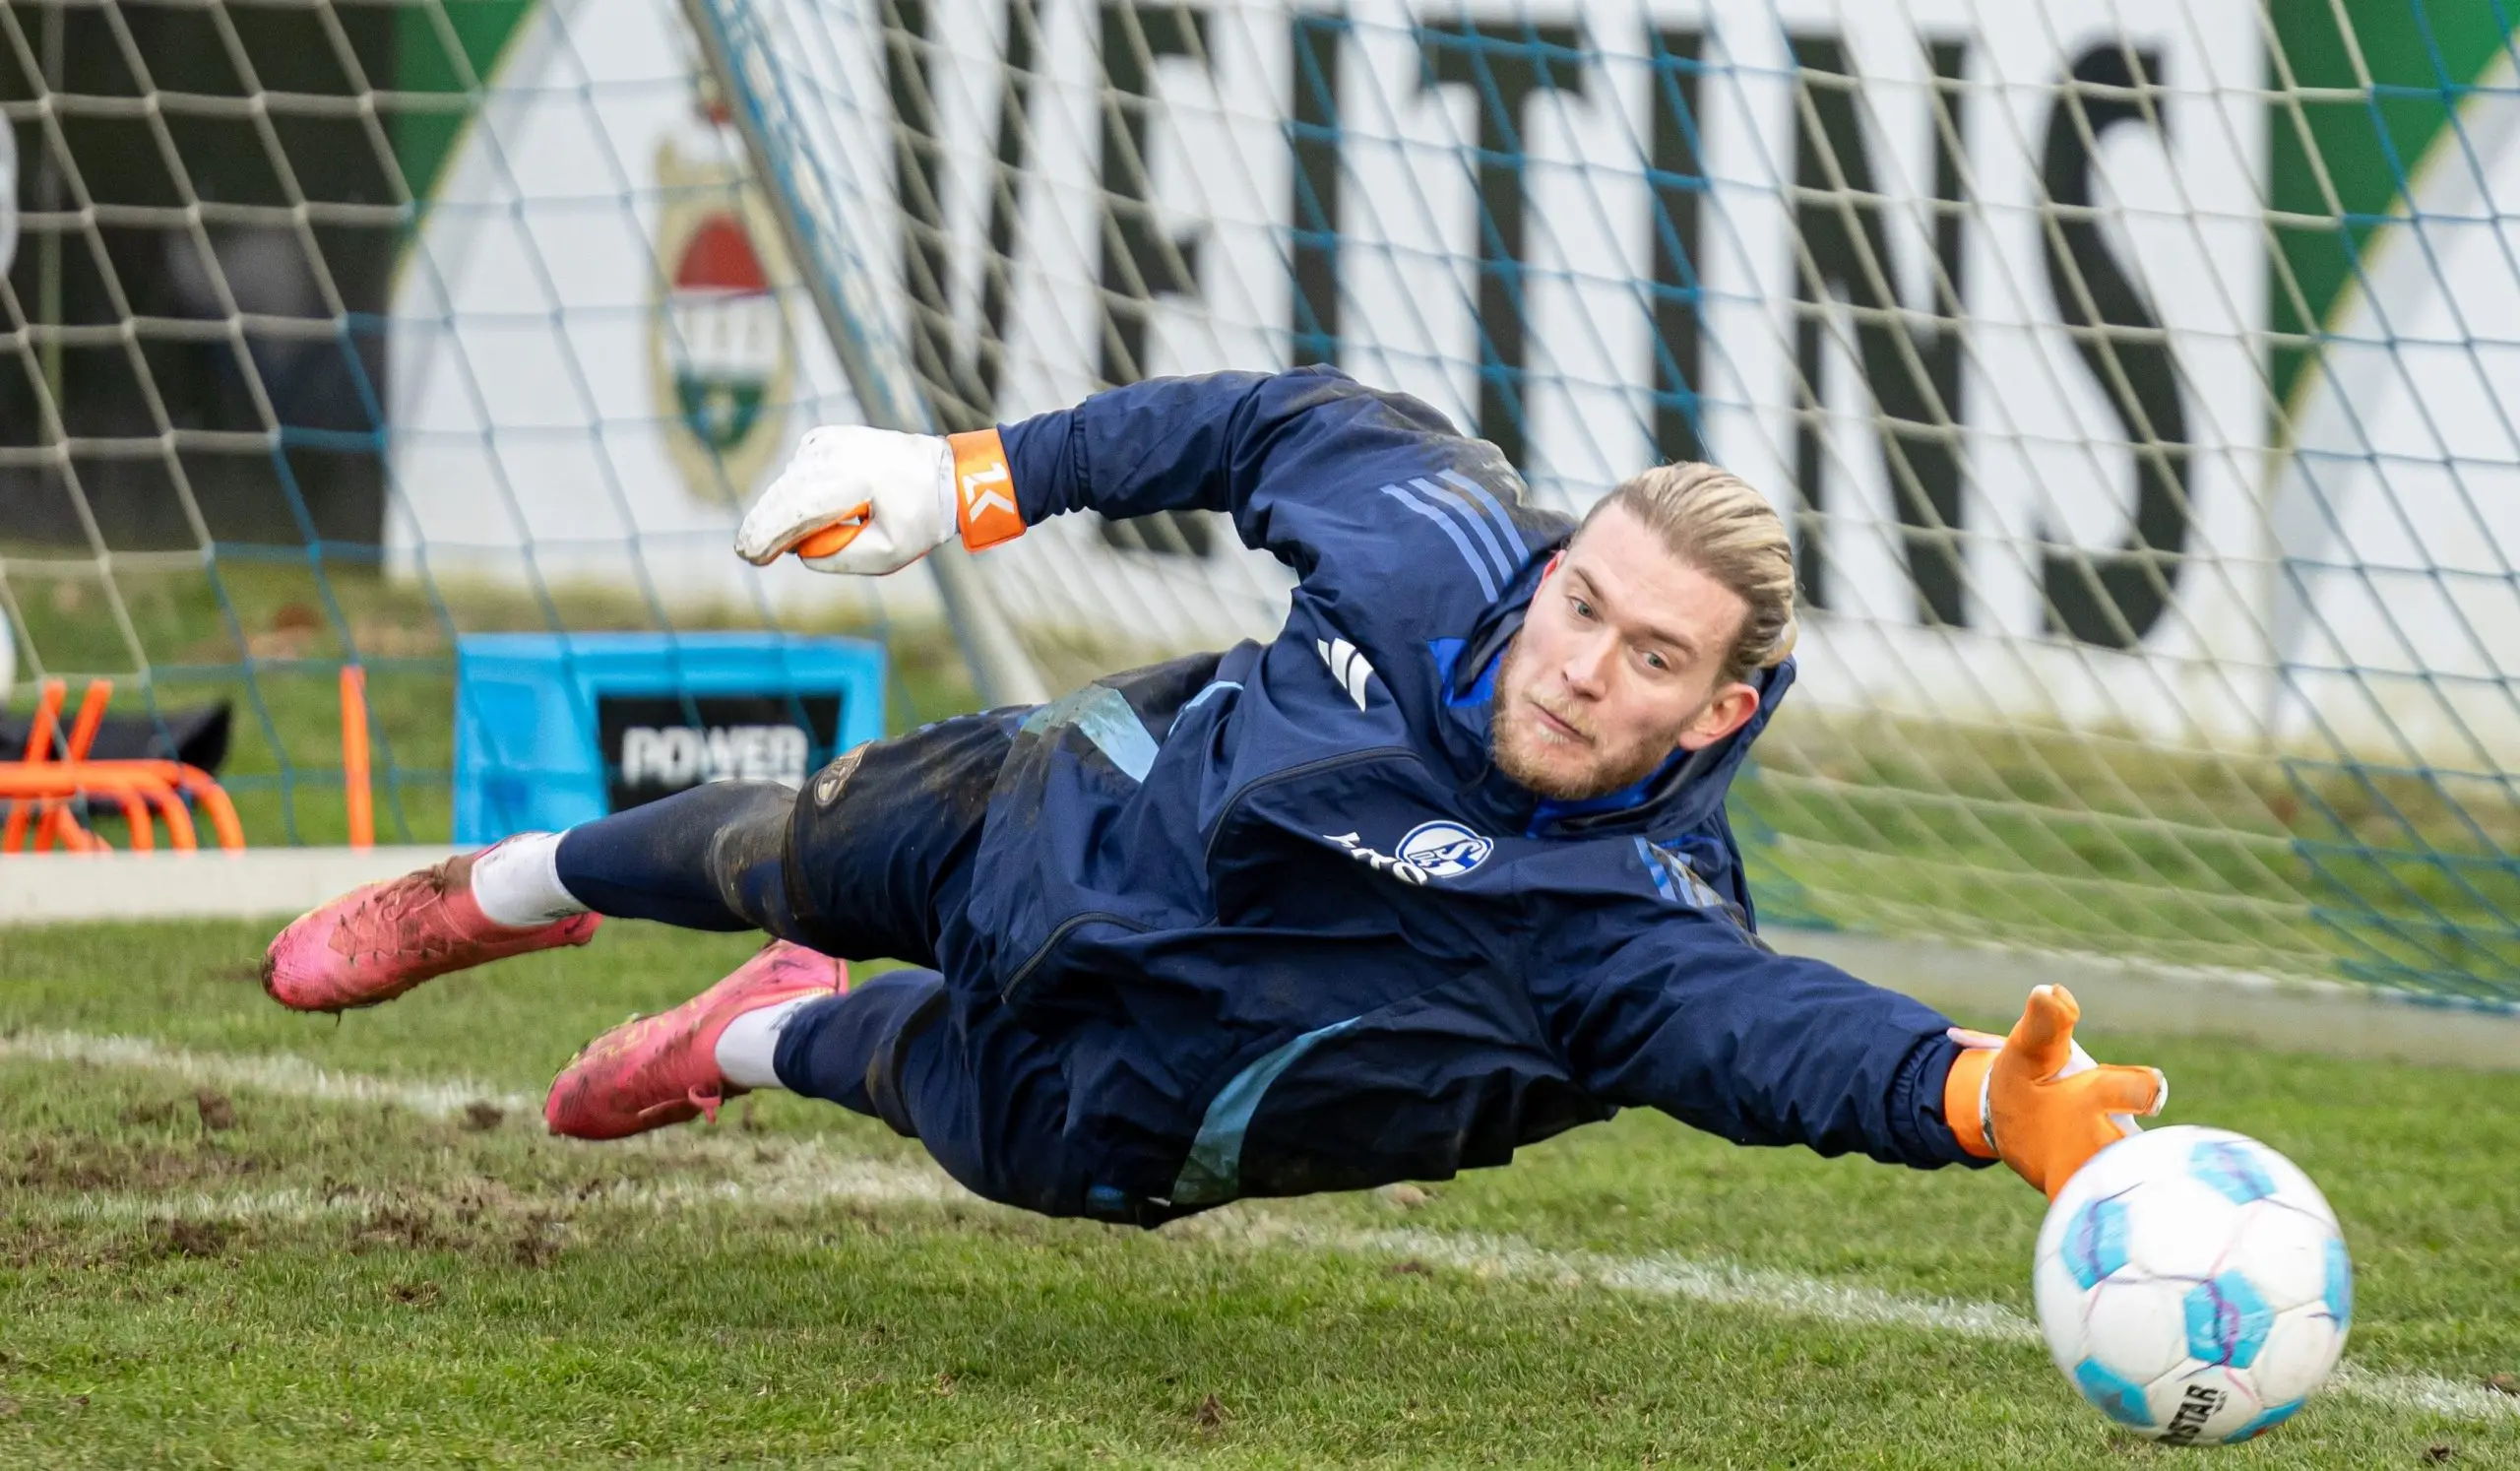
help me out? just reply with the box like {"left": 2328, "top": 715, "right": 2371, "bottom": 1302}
{"left": 946, "top": 427, "right": 1025, "bottom": 550}
{"left": 1943, "top": 984, "right": 2168, "bottom": 1199}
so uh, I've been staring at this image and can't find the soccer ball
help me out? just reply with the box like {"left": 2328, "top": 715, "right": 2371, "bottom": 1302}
{"left": 2034, "top": 1125, "right": 2352, "bottom": 1445}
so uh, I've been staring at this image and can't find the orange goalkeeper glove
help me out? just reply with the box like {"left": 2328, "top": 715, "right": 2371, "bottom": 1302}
{"left": 1943, "top": 984, "right": 2167, "bottom": 1199}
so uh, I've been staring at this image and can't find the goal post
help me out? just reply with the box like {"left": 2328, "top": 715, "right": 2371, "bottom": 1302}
{"left": 4, "top": 0, "right": 2516, "bottom": 1005}
{"left": 674, "top": 0, "right": 1049, "bottom": 706}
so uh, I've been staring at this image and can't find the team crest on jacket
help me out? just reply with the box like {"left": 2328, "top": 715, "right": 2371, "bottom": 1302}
{"left": 1398, "top": 820, "right": 1492, "bottom": 877}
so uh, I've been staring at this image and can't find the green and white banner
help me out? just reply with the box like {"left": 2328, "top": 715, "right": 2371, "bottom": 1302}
{"left": 384, "top": 0, "right": 2520, "bottom": 773}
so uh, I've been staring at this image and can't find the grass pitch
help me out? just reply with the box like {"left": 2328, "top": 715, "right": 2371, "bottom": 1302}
{"left": 1, "top": 920, "right": 2515, "bottom": 1468}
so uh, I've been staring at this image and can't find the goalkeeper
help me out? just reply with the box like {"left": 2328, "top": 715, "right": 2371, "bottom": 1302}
{"left": 265, "top": 367, "right": 2164, "bottom": 1219}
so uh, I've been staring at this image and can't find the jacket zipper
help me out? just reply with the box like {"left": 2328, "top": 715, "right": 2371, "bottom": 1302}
{"left": 1199, "top": 745, "right": 1417, "bottom": 871}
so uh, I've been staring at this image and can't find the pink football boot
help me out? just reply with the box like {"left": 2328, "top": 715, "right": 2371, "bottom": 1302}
{"left": 543, "top": 939, "right": 847, "bottom": 1140}
{"left": 261, "top": 849, "right": 601, "bottom": 1013}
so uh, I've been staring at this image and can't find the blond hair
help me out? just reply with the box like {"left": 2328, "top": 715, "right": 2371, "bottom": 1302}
{"left": 1579, "top": 463, "right": 1798, "bottom": 684}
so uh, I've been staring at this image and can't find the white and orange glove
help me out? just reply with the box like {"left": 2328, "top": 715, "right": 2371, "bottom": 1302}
{"left": 1944, "top": 984, "right": 2167, "bottom": 1199}
{"left": 734, "top": 424, "right": 1024, "bottom": 575}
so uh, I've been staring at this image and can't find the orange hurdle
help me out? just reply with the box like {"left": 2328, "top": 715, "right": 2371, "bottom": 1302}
{"left": 34, "top": 678, "right": 113, "bottom": 853}
{"left": 2, "top": 678, "right": 68, "bottom": 852}
{"left": 0, "top": 767, "right": 178, "bottom": 851}
{"left": 2, "top": 678, "right": 247, "bottom": 854}
{"left": 102, "top": 760, "right": 244, "bottom": 851}
{"left": 0, "top": 766, "right": 235, "bottom": 852}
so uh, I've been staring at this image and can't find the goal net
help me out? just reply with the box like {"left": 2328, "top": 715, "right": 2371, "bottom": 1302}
{"left": 5, "top": 0, "right": 2516, "bottom": 1003}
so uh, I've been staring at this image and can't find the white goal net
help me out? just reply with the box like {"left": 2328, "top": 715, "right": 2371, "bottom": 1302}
{"left": 6, "top": 0, "right": 2516, "bottom": 1001}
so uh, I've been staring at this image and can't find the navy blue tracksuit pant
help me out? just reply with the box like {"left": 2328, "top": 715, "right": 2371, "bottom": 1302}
{"left": 553, "top": 713, "right": 1097, "bottom": 1218}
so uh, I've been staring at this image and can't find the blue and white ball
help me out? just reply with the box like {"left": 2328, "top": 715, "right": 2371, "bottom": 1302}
{"left": 2034, "top": 1126, "right": 2352, "bottom": 1445}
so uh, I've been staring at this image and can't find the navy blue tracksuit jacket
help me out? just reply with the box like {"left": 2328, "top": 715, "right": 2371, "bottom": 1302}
{"left": 888, "top": 367, "right": 1977, "bottom": 1217}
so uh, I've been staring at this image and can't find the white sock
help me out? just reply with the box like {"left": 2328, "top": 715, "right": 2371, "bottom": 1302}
{"left": 714, "top": 995, "right": 815, "bottom": 1091}
{"left": 468, "top": 832, "right": 590, "bottom": 928}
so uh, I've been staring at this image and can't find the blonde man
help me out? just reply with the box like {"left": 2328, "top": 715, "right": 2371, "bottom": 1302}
{"left": 267, "top": 368, "right": 2161, "bottom": 1222}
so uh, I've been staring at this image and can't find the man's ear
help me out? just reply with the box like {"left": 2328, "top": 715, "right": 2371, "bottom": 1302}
{"left": 1676, "top": 681, "right": 1761, "bottom": 751}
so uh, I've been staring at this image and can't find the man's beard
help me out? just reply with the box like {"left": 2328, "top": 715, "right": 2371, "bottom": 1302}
{"left": 1488, "top": 636, "right": 1692, "bottom": 801}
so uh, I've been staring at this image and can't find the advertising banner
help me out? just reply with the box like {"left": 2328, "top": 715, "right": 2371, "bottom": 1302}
{"left": 452, "top": 632, "right": 886, "bottom": 843}
{"left": 386, "top": 0, "right": 2520, "bottom": 770}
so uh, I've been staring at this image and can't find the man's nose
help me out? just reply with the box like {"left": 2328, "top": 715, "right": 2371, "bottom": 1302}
{"left": 1560, "top": 633, "right": 1613, "bottom": 697}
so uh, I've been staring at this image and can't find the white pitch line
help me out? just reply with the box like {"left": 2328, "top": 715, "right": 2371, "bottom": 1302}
{"left": 28, "top": 1148, "right": 963, "bottom": 1228}
{"left": 1250, "top": 1225, "right": 2517, "bottom": 1425}
{"left": 10, "top": 1028, "right": 2518, "bottom": 1426}
{"left": 2326, "top": 1364, "right": 2520, "bottom": 1422}
{"left": 1199, "top": 1218, "right": 2038, "bottom": 1342}
{"left": 45, "top": 1186, "right": 343, "bottom": 1227}
{"left": 0, "top": 1027, "right": 536, "bottom": 1119}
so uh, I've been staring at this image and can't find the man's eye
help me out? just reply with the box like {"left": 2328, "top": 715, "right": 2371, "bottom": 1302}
{"left": 1570, "top": 598, "right": 1595, "bottom": 620}
{"left": 1642, "top": 650, "right": 1670, "bottom": 672}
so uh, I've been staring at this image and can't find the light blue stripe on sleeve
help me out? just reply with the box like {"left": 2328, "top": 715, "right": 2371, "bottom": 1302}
{"left": 1436, "top": 470, "right": 1531, "bottom": 565}
{"left": 1019, "top": 685, "right": 1162, "bottom": 783}
{"left": 1182, "top": 679, "right": 1242, "bottom": 711}
{"left": 1379, "top": 483, "right": 1500, "bottom": 602}
{"left": 1169, "top": 1015, "right": 1364, "bottom": 1205}
{"left": 1411, "top": 477, "right": 1514, "bottom": 582}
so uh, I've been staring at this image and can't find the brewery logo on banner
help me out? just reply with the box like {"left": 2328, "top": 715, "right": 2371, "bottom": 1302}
{"left": 650, "top": 82, "right": 796, "bottom": 507}
{"left": 595, "top": 692, "right": 844, "bottom": 811}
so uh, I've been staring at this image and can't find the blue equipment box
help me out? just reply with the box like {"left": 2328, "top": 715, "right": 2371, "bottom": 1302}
{"left": 453, "top": 632, "right": 887, "bottom": 844}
